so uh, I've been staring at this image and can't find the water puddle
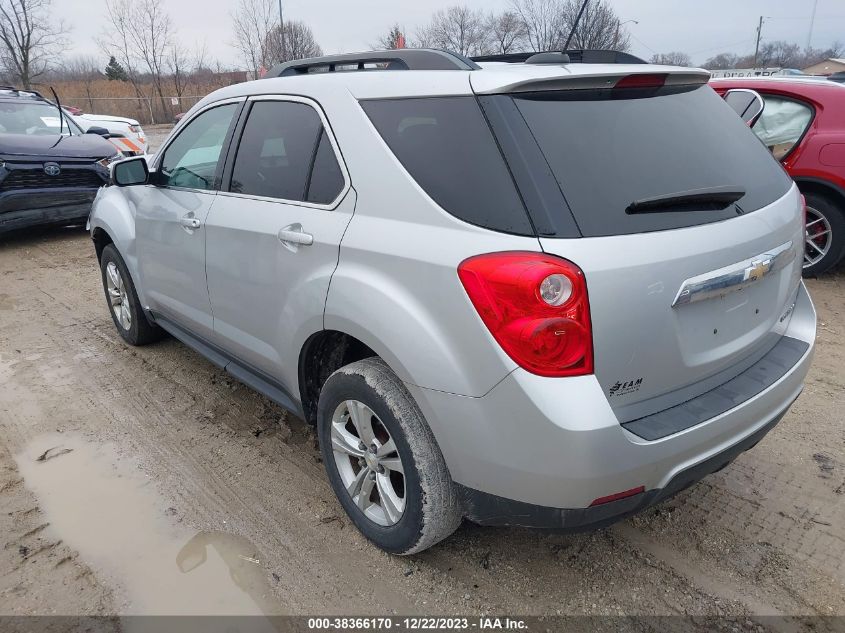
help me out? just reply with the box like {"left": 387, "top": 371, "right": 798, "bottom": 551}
{"left": 15, "top": 433, "right": 285, "bottom": 626}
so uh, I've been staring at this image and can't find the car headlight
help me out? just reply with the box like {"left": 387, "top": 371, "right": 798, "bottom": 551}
{"left": 128, "top": 125, "right": 141, "bottom": 134}
{"left": 97, "top": 152, "right": 123, "bottom": 168}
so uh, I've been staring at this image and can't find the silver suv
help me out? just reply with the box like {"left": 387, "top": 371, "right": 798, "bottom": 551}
{"left": 90, "top": 49, "right": 816, "bottom": 554}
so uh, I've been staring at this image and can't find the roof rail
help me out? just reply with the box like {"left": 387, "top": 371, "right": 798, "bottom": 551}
{"left": 266, "top": 49, "right": 481, "bottom": 78}
{"left": 472, "top": 50, "right": 647, "bottom": 65}
{"left": 0, "top": 85, "right": 44, "bottom": 97}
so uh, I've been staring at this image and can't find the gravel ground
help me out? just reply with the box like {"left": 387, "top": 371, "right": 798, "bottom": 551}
{"left": 0, "top": 226, "right": 843, "bottom": 627}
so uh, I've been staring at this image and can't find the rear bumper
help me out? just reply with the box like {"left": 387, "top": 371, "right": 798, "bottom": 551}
{"left": 407, "top": 281, "right": 816, "bottom": 521}
{"left": 458, "top": 403, "right": 789, "bottom": 529}
{"left": 0, "top": 190, "right": 96, "bottom": 233}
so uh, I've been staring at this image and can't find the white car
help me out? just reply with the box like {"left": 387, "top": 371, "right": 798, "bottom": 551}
{"left": 71, "top": 111, "right": 148, "bottom": 156}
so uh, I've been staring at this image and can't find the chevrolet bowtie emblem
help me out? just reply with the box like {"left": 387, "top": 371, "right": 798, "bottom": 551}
{"left": 744, "top": 258, "right": 771, "bottom": 282}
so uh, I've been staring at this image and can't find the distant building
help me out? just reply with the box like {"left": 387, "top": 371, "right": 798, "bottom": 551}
{"left": 803, "top": 58, "right": 845, "bottom": 76}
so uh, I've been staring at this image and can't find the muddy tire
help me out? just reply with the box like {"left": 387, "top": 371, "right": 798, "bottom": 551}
{"left": 317, "top": 357, "right": 462, "bottom": 554}
{"left": 99, "top": 244, "right": 163, "bottom": 346}
{"left": 802, "top": 191, "right": 845, "bottom": 277}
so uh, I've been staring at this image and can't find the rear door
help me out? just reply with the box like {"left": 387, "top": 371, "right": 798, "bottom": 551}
{"left": 135, "top": 100, "right": 241, "bottom": 339}
{"left": 491, "top": 82, "right": 803, "bottom": 419}
{"left": 205, "top": 96, "right": 354, "bottom": 389}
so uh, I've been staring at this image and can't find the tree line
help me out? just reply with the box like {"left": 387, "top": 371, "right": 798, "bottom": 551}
{"left": 372, "top": 0, "right": 632, "bottom": 57}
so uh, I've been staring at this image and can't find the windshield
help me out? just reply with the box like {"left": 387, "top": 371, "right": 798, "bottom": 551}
{"left": 0, "top": 101, "right": 83, "bottom": 136}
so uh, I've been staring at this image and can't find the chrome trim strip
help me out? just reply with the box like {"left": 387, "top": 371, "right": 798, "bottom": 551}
{"left": 672, "top": 241, "right": 795, "bottom": 307}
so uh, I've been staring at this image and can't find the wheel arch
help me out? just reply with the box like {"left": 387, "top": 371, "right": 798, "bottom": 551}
{"left": 794, "top": 177, "right": 845, "bottom": 212}
{"left": 298, "top": 329, "right": 378, "bottom": 425}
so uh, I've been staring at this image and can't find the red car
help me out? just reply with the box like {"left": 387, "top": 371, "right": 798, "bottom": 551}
{"left": 712, "top": 77, "right": 845, "bottom": 275}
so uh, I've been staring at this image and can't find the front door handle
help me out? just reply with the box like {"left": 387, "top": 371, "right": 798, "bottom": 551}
{"left": 278, "top": 223, "right": 313, "bottom": 251}
{"left": 180, "top": 216, "right": 201, "bottom": 229}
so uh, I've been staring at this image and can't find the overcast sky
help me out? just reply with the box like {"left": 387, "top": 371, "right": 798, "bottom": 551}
{"left": 52, "top": 0, "right": 844, "bottom": 68}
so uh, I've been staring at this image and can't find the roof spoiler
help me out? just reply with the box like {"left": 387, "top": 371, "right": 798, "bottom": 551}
{"left": 471, "top": 50, "right": 647, "bottom": 65}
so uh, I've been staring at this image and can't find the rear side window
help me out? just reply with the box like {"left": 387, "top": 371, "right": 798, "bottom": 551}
{"left": 752, "top": 95, "right": 813, "bottom": 160}
{"left": 229, "top": 101, "right": 322, "bottom": 201}
{"left": 510, "top": 84, "right": 793, "bottom": 237}
{"left": 362, "top": 97, "right": 534, "bottom": 235}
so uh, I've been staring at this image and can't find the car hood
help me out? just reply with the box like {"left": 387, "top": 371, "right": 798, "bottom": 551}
{"left": 79, "top": 113, "right": 139, "bottom": 126}
{"left": 0, "top": 133, "right": 117, "bottom": 160}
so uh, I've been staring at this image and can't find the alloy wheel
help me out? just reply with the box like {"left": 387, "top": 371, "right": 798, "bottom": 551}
{"left": 804, "top": 206, "right": 832, "bottom": 268}
{"left": 330, "top": 399, "right": 406, "bottom": 526}
{"left": 106, "top": 261, "right": 132, "bottom": 331}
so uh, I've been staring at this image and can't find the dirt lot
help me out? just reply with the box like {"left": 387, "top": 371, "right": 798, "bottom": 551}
{"left": 0, "top": 227, "right": 843, "bottom": 626}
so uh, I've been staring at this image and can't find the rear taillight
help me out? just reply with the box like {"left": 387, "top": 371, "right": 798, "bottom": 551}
{"left": 614, "top": 73, "right": 667, "bottom": 89}
{"left": 458, "top": 252, "right": 593, "bottom": 378}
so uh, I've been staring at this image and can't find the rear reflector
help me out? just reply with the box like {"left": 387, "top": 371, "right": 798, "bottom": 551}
{"left": 589, "top": 485, "right": 645, "bottom": 507}
{"left": 614, "top": 73, "right": 668, "bottom": 89}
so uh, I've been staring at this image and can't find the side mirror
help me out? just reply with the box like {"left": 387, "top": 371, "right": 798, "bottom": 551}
{"left": 85, "top": 126, "right": 111, "bottom": 137}
{"left": 112, "top": 156, "right": 149, "bottom": 186}
{"left": 723, "top": 89, "right": 765, "bottom": 126}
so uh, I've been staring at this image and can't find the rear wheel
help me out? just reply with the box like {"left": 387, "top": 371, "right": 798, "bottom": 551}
{"left": 317, "top": 357, "right": 462, "bottom": 554}
{"left": 802, "top": 192, "right": 845, "bottom": 276}
{"left": 99, "top": 244, "right": 163, "bottom": 345}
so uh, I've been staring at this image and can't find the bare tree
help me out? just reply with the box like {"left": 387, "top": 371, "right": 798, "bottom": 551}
{"left": 417, "top": 6, "right": 490, "bottom": 57}
{"left": 373, "top": 24, "right": 406, "bottom": 50}
{"left": 486, "top": 11, "right": 527, "bottom": 54}
{"left": 509, "top": 0, "right": 563, "bottom": 52}
{"left": 650, "top": 52, "right": 691, "bottom": 66}
{"left": 99, "top": 0, "right": 176, "bottom": 122}
{"left": 560, "top": 0, "right": 630, "bottom": 51}
{"left": 231, "top": 0, "right": 276, "bottom": 76}
{"left": 59, "top": 55, "right": 102, "bottom": 111}
{"left": 703, "top": 52, "right": 739, "bottom": 69}
{"left": 0, "top": 0, "right": 68, "bottom": 88}
{"left": 265, "top": 20, "right": 322, "bottom": 63}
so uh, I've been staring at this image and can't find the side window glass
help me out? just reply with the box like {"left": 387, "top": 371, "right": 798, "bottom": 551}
{"left": 752, "top": 96, "right": 813, "bottom": 160}
{"left": 159, "top": 103, "right": 238, "bottom": 190}
{"left": 306, "top": 130, "right": 345, "bottom": 204}
{"left": 229, "top": 101, "right": 322, "bottom": 201}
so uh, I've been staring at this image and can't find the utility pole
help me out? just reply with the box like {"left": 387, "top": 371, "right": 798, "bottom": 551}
{"left": 278, "top": 0, "right": 286, "bottom": 62}
{"left": 807, "top": 0, "right": 819, "bottom": 49}
{"left": 753, "top": 15, "right": 764, "bottom": 69}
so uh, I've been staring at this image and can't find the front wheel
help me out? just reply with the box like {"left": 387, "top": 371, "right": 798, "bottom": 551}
{"left": 803, "top": 192, "right": 845, "bottom": 276}
{"left": 317, "top": 357, "right": 462, "bottom": 554}
{"left": 99, "top": 244, "right": 163, "bottom": 345}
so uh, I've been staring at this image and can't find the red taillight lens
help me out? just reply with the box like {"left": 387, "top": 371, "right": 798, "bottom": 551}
{"left": 458, "top": 252, "right": 593, "bottom": 377}
{"left": 614, "top": 73, "right": 667, "bottom": 89}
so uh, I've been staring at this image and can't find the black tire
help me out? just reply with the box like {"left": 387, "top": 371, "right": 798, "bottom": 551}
{"left": 99, "top": 244, "right": 163, "bottom": 345}
{"left": 802, "top": 191, "right": 845, "bottom": 277}
{"left": 317, "top": 357, "right": 462, "bottom": 554}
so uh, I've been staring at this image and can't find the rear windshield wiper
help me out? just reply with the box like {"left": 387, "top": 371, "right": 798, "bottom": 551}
{"left": 626, "top": 186, "right": 746, "bottom": 214}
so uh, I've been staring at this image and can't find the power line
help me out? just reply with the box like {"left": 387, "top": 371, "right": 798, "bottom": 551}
{"left": 629, "top": 32, "right": 657, "bottom": 55}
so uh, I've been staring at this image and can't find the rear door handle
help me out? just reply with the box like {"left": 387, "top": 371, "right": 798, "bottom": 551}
{"left": 278, "top": 223, "right": 313, "bottom": 251}
{"left": 180, "top": 216, "right": 201, "bottom": 229}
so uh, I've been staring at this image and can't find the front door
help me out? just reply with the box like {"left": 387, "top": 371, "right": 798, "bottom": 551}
{"left": 135, "top": 101, "right": 241, "bottom": 339}
{"left": 205, "top": 97, "right": 354, "bottom": 390}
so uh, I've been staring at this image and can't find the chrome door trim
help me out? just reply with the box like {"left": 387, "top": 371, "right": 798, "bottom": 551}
{"left": 214, "top": 93, "right": 351, "bottom": 211}
{"left": 672, "top": 241, "right": 795, "bottom": 307}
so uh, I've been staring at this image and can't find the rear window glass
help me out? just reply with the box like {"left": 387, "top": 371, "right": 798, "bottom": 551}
{"left": 512, "top": 84, "right": 792, "bottom": 237}
{"left": 362, "top": 97, "right": 534, "bottom": 235}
